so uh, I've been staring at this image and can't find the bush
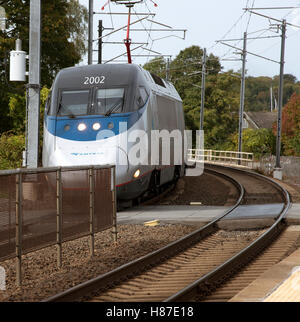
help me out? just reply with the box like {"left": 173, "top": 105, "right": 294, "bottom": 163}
{"left": 0, "top": 132, "right": 25, "bottom": 170}
{"left": 228, "top": 128, "right": 276, "bottom": 159}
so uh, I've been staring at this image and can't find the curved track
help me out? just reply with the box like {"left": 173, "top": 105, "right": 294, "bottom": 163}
{"left": 43, "top": 165, "right": 290, "bottom": 302}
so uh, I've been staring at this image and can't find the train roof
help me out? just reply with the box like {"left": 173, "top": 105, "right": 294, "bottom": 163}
{"left": 53, "top": 63, "right": 182, "bottom": 101}
{"left": 54, "top": 64, "right": 141, "bottom": 88}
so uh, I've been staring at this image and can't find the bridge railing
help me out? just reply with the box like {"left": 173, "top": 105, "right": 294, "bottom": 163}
{"left": 187, "top": 149, "right": 254, "bottom": 169}
{"left": 0, "top": 165, "right": 117, "bottom": 286}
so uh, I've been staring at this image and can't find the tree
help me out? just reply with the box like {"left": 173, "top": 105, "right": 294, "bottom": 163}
{"left": 229, "top": 128, "right": 276, "bottom": 158}
{"left": 143, "top": 56, "right": 167, "bottom": 79}
{"left": 169, "top": 46, "right": 221, "bottom": 100}
{"left": 280, "top": 93, "right": 300, "bottom": 156}
{"left": 8, "top": 86, "right": 50, "bottom": 133}
{"left": 0, "top": 131, "right": 24, "bottom": 169}
{"left": 245, "top": 74, "right": 300, "bottom": 112}
{"left": 143, "top": 48, "right": 239, "bottom": 150}
{"left": 202, "top": 71, "right": 240, "bottom": 148}
{"left": 0, "top": 0, "right": 88, "bottom": 133}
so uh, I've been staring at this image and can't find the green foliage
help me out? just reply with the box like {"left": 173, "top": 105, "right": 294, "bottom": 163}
{"left": 230, "top": 128, "right": 276, "bottom": 158}
{"left": 143, "top": 56, "right": 167, "bottom": 79}
{"left": 8, "top": 92, "right": 26, "bottom": 133}
{"left": 144, "top": 46, "right": 300, "bottom": 155}
{"left": 170, "top": 46, "right": 221, "bottom": 100}
{"left": 8, "top": 86, "right": 50, "bottom": 134}
{"left": 144, "top": 48, "right": 238, "bottom": 150}
{"left": 245, "top": 74, "right": 300, "bottom": 112}
{"left": 0, "top": 132, "right": 24, "bottom": 169}
{"left": 0, "top": 0, "right": 88, "bottom": 134}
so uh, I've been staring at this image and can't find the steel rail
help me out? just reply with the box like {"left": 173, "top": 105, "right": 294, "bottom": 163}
{"left": 164, "top": 164, "right": 290, "bottom": 302}
{"left": 42, "top": 169, "right": 244, "bottom": 302}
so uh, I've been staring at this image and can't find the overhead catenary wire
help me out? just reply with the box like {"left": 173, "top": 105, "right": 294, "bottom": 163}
{"left": 245, "top": 0, "right": 255, "bottom": 32}
{"left": 208, "top": 1, "right": 248, "bottom": 52}
{"left": 132, "top": 6, "right": 154, "bottom": 62}
{"left": 97, "top": 0, "right": 187, "bottom": 64}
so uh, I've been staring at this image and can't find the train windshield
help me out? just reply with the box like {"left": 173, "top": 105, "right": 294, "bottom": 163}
{"left": 94, "top": 88, "right": 125, "bottom": 115}
{"left": 57, "top": 90, "right": 89, "bottom": 117}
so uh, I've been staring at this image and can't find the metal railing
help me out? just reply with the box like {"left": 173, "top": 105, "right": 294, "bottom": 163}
{"left": 188, "top": 149, "right": 254, "bottom": 168}
{"left": 0, "top": 165, "right": 117, "bottom": 286}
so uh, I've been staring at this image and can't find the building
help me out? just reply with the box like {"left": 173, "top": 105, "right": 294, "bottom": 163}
{"left": 243, "top": 111, "right": 277, "bottom": 130}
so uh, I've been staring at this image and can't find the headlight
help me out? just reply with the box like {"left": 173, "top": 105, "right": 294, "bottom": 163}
{"left": 92, "top": 122, "right": 101, "bottom": 131}
{"left": 77, "top": 123, "right": 87, "bottom": 131}
{"left": 133, "top": 169, "right": 141, "bottom": 179}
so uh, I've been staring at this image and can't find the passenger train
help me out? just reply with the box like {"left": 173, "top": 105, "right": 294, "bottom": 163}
{"left": 42, "top": 64, "right": 186, "bottom": 202}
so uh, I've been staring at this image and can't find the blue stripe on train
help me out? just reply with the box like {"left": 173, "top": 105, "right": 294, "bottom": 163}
{"left": 45, "top": 105, "right": 146, "bottom": 142}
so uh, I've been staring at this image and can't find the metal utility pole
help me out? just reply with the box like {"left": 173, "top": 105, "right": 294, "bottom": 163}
{"left": 88, "top": 0, "right": 93, "bottom": 65}
{"left": 199, "top": 48, "right": 206, "bottom": 131}
{"left": 98, "top": 20, "right": 103, "bottom": 64}
{"left": 166, "top": 57, "right": 170, "bottom": 81}
{"left": 275, "top": 20, "right": 286, "bottom": 173}
{"left": 27, "top": 0, "right": 41, "bottom": 168}
{"left": 238, "top": 32, "right": 247, "bottom": 164}
{"left": 270, "top": 87, "right": 273, "bottom": 112}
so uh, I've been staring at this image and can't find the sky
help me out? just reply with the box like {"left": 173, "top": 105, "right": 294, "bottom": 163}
{"left": 79, "top": 0, "right": 300, "bottom": 80}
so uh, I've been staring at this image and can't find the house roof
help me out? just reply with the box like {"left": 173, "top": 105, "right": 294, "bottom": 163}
{"left": 244, "top": 111, "right": 277, "bottom": 129}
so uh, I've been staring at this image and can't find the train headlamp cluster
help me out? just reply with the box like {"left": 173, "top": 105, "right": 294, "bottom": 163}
{"left": 75, "top": 122, "right": 109, "bottom": 132}
{"left": 77, "top": 123, "right": 87, "bottom": 131}
{"left": 92, "top": 122, "right": 101, "bottom": 131}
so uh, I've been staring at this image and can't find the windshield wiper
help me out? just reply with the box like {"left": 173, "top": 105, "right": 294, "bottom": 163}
{"left": 105, "top": 102, "right": 122, "bottom": 117}
{"left": 58, "top": 97, "right": 77, "bottom": 118}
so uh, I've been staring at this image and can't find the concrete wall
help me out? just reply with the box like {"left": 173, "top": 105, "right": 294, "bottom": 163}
{"left": 255, "top": 155, "right": 300, "bottom": 185}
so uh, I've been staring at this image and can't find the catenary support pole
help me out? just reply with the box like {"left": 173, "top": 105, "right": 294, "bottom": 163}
{"left": 88, "top": 0, "right": 94, "bottom": 65}
{"left": 275, "top": 20, "right": 286, "bottom": 172}
{"left": 238, "top": 32, "right": 247, "bottom": 165}
{"left": 166, "top": 57, "right": 170, "bottom": 81}
{"left": 98, "top": 20, "right": 103, "bottom": 64}
{"left": 200, "top": 48, "right": 206, "bottom": 132}
{"left": 27, "top": 0, "right": 41, "bottom": 168}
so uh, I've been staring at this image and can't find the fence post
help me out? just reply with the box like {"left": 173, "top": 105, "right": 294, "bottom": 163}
{"left": 15, "top": 171, "right": 22, "bottom": 286}
{"left": 111, "top": 166, "right": 117, "bottom": 243}
{"left": 56, "top": 169, "right": 62, "bottom": 268}
{"left": 89, "top": 168, "right": 95, "bottom": 256}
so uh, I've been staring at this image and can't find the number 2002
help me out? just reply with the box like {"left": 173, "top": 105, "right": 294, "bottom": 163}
{"left": 84, "top": 76, "right": 105, "bottom": 85}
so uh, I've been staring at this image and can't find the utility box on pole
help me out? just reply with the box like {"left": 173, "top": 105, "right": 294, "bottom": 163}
{"left": 10, "top": 39, "right": 27, "bottom": 82}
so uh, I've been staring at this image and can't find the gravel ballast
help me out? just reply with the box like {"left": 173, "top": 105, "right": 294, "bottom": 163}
{"left": 0, "top": 224, "right": 200, "bottom": 302}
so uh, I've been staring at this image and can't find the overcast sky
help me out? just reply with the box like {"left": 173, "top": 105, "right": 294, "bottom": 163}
{"left": 79, "top": 0, "right": 300, "bottom": 80}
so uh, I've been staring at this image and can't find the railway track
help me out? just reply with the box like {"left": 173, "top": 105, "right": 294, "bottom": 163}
{"left": 43, "top": 165, "right": 292, "bottom": 302}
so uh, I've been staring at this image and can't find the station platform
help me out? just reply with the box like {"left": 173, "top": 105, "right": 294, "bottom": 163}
{"left": 230, "top": 226, "right": 300, "bottom": 302}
